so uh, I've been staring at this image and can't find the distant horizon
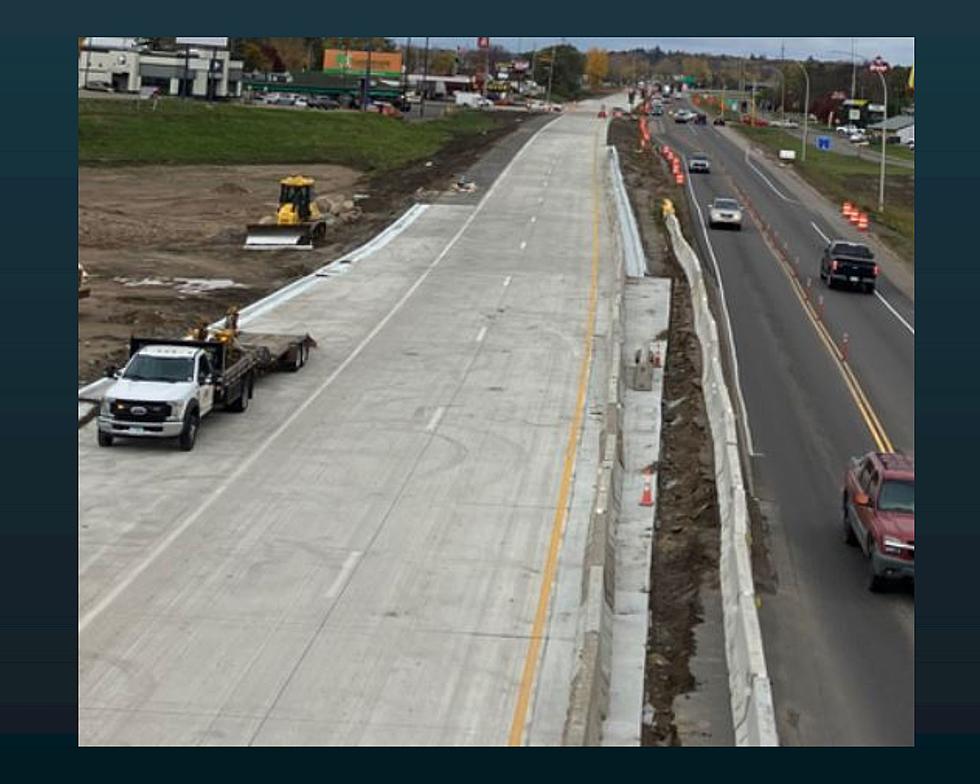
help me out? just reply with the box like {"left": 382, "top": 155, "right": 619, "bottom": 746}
{"left": 412, "top": 38, "right": 914, "bottom": 66}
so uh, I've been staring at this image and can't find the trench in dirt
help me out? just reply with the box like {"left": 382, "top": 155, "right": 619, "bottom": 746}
{"left": 609, "top": 118, "right": 766, "bottom": 746}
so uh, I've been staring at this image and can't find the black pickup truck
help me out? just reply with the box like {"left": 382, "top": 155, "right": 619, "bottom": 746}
{"left": 820, "top": 240, "right": 879, "bottom": 293}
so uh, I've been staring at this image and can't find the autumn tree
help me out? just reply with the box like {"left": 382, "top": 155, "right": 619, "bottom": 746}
{"left": 585, "top": 47, "right": 609, "bottom": 89}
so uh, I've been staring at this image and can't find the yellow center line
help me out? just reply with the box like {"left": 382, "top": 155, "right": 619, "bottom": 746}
{"left": 507, "top": 125, "right": 603, "bottom": 746}
{"left": 751, "top": 209, "right": 894, "bottom": 453}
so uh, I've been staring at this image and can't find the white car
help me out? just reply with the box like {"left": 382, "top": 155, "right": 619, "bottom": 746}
{"left": 837, "top": 124, "right": 860, "bottom": 136}
{"left": 708, "top": 197, "right": 743, "bottom": 230}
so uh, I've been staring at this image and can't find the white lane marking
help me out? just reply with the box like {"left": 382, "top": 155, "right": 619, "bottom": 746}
{"left": 425, "top": 406, "right": 446, "bottom": 432}
{"left": 77, "top": 113, "right": 556, "bottom": 635}
{"left": 503, "top": 275, "right": 512, "bottom": 287}
{"left": 326, "top": 551, "right": 362, "bottom": 599}
{"left": 808, "top": 221, "right": 914, "bottom": 335}
{"left": 810, "top": 221, "right": 831, "bottom": 243}
{"left": 520, "top": 240, "right": 527, "bottom": 251}
{"left": 743, "top": 148, "right": 799, "bottom": 204}
{"left": 476, "top": 326, "right": 488, "bottom": 343}
{"left": 684, "top": 161, "right": 759, "bottom": 457}
{"left": 874, "top": 291, "right": 915, "bottom": 335}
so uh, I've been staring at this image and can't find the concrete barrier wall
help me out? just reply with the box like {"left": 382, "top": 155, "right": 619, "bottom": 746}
{"left": 562, "top": 147, "right": 632, "bottom": 746}
{"left": 663, "top": 209, "right": 779, "bottom": 747}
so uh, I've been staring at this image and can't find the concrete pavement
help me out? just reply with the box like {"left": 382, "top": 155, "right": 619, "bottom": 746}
{"left": 78, "top": 102, "right": 618, "bottom": 745}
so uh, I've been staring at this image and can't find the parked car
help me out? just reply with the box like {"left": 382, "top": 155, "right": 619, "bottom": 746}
{"left": 836, "top": 123, "right": 861, "bottom": 136}
{"left": 308, "top": 96, "right": 341, "bottom": 110}
{"left": 842, "top": 452, "right": 914, "bottom": 591}
{"left": 820, "top": 240, "right": 878, "bottom": 293}
{"left": 707, "top": 197, "right": 742, "bottom": 230}
{"left": 688, "top": 153, "right": 711, "bottom": 173}
{"left": 85, "top": 80, "right": 114, "bottom": 92}
{"left": 694, "top": 112, "right": 707, "bottom": 125}
{"left": 712, "top": 116, "right": 726, "bottom": 126}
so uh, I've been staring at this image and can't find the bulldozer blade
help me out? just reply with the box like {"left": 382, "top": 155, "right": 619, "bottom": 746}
{"left": 244, "top": 224, "right": 314, "bottom": 250}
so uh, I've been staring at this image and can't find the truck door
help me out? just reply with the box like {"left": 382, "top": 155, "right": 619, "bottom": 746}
{"left": 856, "top": 463, "right": 879, "bottom": 551}
{"left": 197, "top": 353, "right": 215, "bottom": 416}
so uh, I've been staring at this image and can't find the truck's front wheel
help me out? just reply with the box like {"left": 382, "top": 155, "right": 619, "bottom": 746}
{"left": 97, "top": 430, "right": 113, "bottom": 448}
{"left": 178, "top": 410, "right": 199, "bottom": 451}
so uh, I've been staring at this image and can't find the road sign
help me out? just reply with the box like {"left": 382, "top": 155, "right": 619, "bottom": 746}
{"left": 477, "top": 37, "right": 490, "bottom": 49}
{"left": 849, "top": 108, "right": 861, "bottom": 121}
{"left": 869, "top": 56, "right": 890, "bottom": 73}
{"left": 817, "top": 136, "right": 831, "bottom": 151}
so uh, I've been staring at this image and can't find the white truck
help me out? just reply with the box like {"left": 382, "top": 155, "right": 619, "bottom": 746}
{"left": 96, "top": 317, "right": 315, "bottom": 451}
{"left": 455, "top": 91, "right": 493, "bottom": 109}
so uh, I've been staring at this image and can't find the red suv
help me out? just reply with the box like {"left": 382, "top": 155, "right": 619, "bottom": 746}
{"left": 842, "top": 452, "right": 915, "bottom": 591}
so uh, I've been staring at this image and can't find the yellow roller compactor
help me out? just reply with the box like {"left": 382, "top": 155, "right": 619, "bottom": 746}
{"left": 244, "top": 175, "right": 328, "bottom": 250}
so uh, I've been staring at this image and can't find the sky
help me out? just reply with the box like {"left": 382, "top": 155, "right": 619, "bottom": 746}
{"left": 421, "top": 38, "right": 914, "bottom": 66}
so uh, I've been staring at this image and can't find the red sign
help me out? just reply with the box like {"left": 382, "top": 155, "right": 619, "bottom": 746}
{"left": 477, "top": 37, "right": 490, "bottom": 49}
{"left": 869, "top": 56, "right": 890, "bottom": 73}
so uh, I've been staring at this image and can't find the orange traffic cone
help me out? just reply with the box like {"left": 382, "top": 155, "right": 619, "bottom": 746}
{"left": 842, "top": 201, "right": 853, "bottom": 216}
{"left": 848, "top": 210, "right": 860, "bottom": 225}
{"left": 675, "top": 172, "right": 685, "bottom": 185}
{"left": 857, "top": 213, "right": 869, "bottom": 231}
{"left": 640, "top": 473, "right": 654, "bottom": 506}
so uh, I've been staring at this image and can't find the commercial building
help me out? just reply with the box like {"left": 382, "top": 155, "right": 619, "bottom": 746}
{"left": 868, "top": 114, "right": 915, "bottom": 144}
{"left": 78, "top": 38, "right": 243, "bottom": 99}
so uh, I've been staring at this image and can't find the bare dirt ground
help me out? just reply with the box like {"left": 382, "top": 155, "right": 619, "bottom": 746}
{"left": 78, "top": 113, "right": 535, "bottom": 383}
{"left": 609, "top": 119, "right": 724, "bottom": 746}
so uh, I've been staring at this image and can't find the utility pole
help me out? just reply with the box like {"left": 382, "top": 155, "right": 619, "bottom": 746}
{"left": 546, "top": 42, "right": 556, "bottom": 107}
{"left": 362, "top": 40, "right": 372, "bottom": 111}
{"left": 780, "top": 40, "right": 786, "bottom": 125}
{"left": 851, "top": 38, "right": 857, "bottom": 100}
{"left": 420, "top": 36, "right": 429, "bottom": 119}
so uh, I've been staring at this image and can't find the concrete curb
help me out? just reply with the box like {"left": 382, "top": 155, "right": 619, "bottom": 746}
{"left": 77, "top": 202, "right": 430, "bottom": 429}
{"left": 663, "top": 209, "right": 779, "bottom": 747}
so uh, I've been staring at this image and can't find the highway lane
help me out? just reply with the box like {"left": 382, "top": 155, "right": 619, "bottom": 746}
{"left": 678, "top": 118, "right": 914, "bottom": 453}
{"left": 659, "top": 115, "right": 914, "bottom": 745}
{"left": 78, "top": 104, "right": 616, "bottom": 745}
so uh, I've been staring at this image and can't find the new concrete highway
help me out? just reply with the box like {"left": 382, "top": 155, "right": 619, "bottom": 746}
{"left": 78, "top": 102, "right": 618, "bottom": 745}
{"left": 660, "top": 104, "right": 914, "bottom": 745}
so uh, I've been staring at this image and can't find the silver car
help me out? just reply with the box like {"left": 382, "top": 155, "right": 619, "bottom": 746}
{"left": 688, "top": 153, "right": 711, "bottom": 173}
{"left": 708, "top": 197, "right": 743, "bottom": 230}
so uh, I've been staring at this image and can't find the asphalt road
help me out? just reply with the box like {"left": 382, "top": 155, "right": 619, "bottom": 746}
{"left": 659, "top": 108, "right": 914, "bottom": 745}
{"left": 78, "top": 103, "right": 616, "bottom": 745}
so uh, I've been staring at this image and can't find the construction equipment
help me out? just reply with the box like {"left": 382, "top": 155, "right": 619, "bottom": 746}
{"left": 244, "top": 175, "right": 328, "bottom": 250}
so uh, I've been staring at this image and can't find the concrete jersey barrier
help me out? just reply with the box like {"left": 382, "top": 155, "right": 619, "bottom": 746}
{"left": 662, "top": 201, "right": 779, "bottom": 746}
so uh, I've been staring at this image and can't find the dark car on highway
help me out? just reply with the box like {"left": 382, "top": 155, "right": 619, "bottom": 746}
{"left": 713, "top": 116, "right": 726, "bottom": 126}
{"left": 842, "top": 452, "right": 914, "bottom": 591}
{"left": 820, "top": 240, "right": 879, "bottom": 293}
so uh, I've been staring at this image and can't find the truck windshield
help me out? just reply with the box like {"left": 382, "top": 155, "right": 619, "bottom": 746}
{"left": 123, "top": 355, "right": 194, "bottom": 383}
{"left": 878, "top": 480, "right": 914, "bottom": 514}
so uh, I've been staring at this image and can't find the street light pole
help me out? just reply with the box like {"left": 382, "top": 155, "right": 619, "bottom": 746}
{"left": 869, "top": 55, "right": 891, "bottom": 212}
{"left": 791, "top": 60, "right": 810, "bottom": 162}
{"left": 876, "top": 70, "right": 888, "bottom": 212}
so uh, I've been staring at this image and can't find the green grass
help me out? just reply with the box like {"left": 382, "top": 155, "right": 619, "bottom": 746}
{"left": 735, "top": 125, "right": 914, "bottom": 264}
{"left": 79, "top": 98, "right": 503, "bottom": 171}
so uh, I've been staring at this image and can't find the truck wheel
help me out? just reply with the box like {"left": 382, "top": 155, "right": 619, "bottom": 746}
{"left": 867, "top": 543, "right": 884, "bottom": 592}
{"left": 841, "top": 496, "right": 857, "bottom": 545}
{"left": 228, "top": 376, "right": 252, "bottom": 413}
{"left": 288, "top": 347, "right": 303, "bottom": 372}
{"left": 97, "top": 430, "right": 113, "bottom": 448}
{"left": 864, "top": 282, "right": 876, "bottom": 295}
{"left": 178, "top": 411, "right": 199, "bottom": 451}
{"left": 300, "top": 343, "right": 309, "bottom": 367}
